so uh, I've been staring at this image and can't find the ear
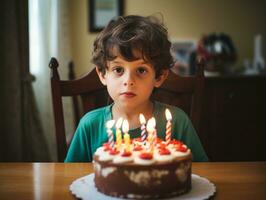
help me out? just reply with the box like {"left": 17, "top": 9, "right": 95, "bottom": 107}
{"left": 154, "top": 69, "right": 169, "bottom": 88}
{"left": 96, "top": 67, "right": 107, "bottom": 86}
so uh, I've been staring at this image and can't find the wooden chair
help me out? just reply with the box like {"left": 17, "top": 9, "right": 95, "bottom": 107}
{"left": 49, "top": 57, "right": 205, "bottom": 161}
{"left": 152, "top": 62, "right": 205, "bottom": 134}
{"left": 49, "top": 58, "right": 109, "bottom": 161}
{"left": 68, "top": 61, "right": 82, "bottom": 128}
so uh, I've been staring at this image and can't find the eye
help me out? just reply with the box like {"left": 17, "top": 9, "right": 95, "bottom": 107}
{"left": 137, "top": 67, "right": 147, "bottom": 75}
{"left": 113, "top": 67, "right": 124, "bottom": 75}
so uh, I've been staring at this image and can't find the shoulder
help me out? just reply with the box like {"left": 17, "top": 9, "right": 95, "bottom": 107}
{"left": 79, "top": 105, "right": 112, "bottom": 128}
{"left": 154, "top": 101, "right": 190, "bottom": 131}
{"left": 154, "top": 101, "right": 192, "bottom": 140}
{"left": 70, "top": 105, "right": 111, "bottom": 154}
{"left": 154, "top": 101, "right": 188, "bottom": 121}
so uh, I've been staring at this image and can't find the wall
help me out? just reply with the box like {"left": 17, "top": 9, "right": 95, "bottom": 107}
{"left": 69, "top": 0, "right": 266, "bottom": 76}
{"left": 68, "top": 0, "right": 97, "bottom": 76}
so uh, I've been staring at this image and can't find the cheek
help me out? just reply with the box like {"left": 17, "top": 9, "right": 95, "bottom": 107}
{"left": 140, "top": 81, "right": 155, "bottom": 94}
{"left": 106, "top": 80, "right": 120, "bottom": 98}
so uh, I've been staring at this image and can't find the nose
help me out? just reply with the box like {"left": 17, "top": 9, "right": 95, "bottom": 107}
{"left": 123, "top": 72, "right": 134, "bottom": 86}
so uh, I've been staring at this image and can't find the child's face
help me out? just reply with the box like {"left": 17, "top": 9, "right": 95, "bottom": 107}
{"left": 97, "top": 55, "right": 168, "bottom": 111}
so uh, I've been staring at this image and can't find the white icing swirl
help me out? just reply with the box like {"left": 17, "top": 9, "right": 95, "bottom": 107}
{"left": 94, "top": 147, "right": 105, "bottom": 156}
{"left": 154, "top": 151, "right": 175, "bottom": 163}
{"left": 172, "top": 149, "right": 191, "bottom": 158}
{"left": 113, "top": 155, "right": 134, "bottom": 164}
{"left": 98, "top": 152, "right": 116, "bottom": 162}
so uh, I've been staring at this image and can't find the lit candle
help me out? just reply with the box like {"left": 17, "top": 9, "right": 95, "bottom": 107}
{"left": 146, "top": 118, "right": 155, "bottom": 153}
{"left": 139, "top": 114, "right": 146, "bottom": 143}
{"left": 165, "top": 108, "right": 172, "bottom": 145}
{"left": 150, "top": 117, "right": 157, "bottom": 147}
{"left": 150, "top": 117, "right": 157, "bottom": 139}
{"left": 115, "top": 117, "right": 123, "bottom": 151}
{"left": 122, "top": 119, "right": 130, "bottom": 152}
{"left": 106, "top": 120, "right": 115, "bottom": 148}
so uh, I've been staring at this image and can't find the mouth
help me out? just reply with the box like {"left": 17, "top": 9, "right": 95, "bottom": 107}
{"left": 120, "top": 92, "right": 136, "bottom": 98}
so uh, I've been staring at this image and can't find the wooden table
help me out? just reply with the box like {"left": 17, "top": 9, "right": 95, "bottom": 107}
{"left": 0, "top": 162, "right": 265, "bottom": 200}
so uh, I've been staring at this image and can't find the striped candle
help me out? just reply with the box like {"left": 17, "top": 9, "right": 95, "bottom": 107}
{"left": 165, "top": 109, "right": 172, "bottom": 145}
{"left": 106, "top": 120, "right": 115, "bottom": 148}
{"left": 139, "top": 114, "right": 146, "bottom": 143}
{"left": 122, "top": 119, "right": 130, "bottom": 152}
{"left": 146, "top": 118, "right": 156, "bottom": 153}
{"left": 115, "top": 117, "right": 123, "bottom": 151}
{"left": 150, "top": 117, "right": 157, "bottom": 147}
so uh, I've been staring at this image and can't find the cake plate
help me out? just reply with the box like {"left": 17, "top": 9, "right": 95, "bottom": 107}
{"left": 70, "top": 173, "right": 216, "bottom": 200}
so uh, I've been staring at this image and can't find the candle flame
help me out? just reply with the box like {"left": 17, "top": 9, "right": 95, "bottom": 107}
{"left": 150, "top": 117, "right": 156, "bottom": 127}
{"left": 116, "top": 117, "right": 123, "bottom": 129}
{"left": 122, "top": 119, "right": 129, "bottom": 133}
{"left": 106, "top": 120, "right": 115, "bottom": 129}
{"left": 146, "top": 118, "right": 155, "bottom": 133}
{"left": 139, "top": 113, "right": 146, "bottom": 124}
{"left": 165, "top": 109, "right": 172, "bottom": 121}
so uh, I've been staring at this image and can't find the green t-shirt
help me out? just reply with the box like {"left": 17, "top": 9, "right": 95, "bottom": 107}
{"left": 65, "top": 101, "right": 208, "bottom": 162}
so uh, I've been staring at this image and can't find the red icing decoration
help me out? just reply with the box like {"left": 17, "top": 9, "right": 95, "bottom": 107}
{"left": 159, "top": 148, "right": 171, "bottom": 155}
{"left": 133, "top": 145, "right": 143, "bottom": 151}
{"left": 176, "top": 144, "right": 187, "bottom": 152}
{"left": 104, "top": 146, "right": 112, "bottom": 151}
{"left": 155, "top": 138, "right": 163, "bottom": 144}
{"left": 132, "top": 138, "right": 142, "bottom": 143}
{"left": 170, "top": 139, "right": 183, "bottom": 145}
{"left": 121, "top": 151, "right": 132, "bottom": 157}
{"left": 109, "top": 149, "right": 120, "bottom": 155}
{"left": 158, "top": 143, "right": 167, "bottom": 149}
{"left": 103, "top": 142, "right": 109, "bottom": 147}
{"left": 139, "top": 152, "right": 153, "bottom": 160}
{"left": 103, "top": 142, "right": 112, "bottom": 151}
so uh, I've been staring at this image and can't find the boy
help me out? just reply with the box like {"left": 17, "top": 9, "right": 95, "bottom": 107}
{"left": 65, "top": 15, "right": 208, "bottom": 162}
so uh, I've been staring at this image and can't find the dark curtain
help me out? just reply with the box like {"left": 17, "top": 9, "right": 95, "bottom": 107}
{"left": 0, "top": 0, "right": 50, "bottom": 161}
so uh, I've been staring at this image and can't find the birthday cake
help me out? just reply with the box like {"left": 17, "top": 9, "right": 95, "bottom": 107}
{"left": 93, "top": 138, "right": 192, "bottom": 199}
{"left": 93, "top": 113, "right": 192, "bottom": 199}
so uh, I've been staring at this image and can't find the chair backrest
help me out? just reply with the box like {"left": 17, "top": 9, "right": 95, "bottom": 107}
{"left": 152, "top": 62, "right": 205, "bottom": 133}
{"left": 49, "top": 58, "right": 109, "bottom": 161}
{"left": 49, "top": 57, "right": 205, "bottom": 161}
{"left": 68, "top": 61, "right": 82, "bottom": 128}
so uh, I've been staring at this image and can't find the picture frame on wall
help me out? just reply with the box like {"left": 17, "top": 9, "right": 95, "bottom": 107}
{"left": 89, "top": 0, "right": 124, "bottom": 32}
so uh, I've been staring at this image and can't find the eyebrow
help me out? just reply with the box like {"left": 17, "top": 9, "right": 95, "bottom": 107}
{"left": 111, "top": 61, "right": 122, "bottom": 64}
{"left": 111, "top": 60, "right": 148, "bottom": 65}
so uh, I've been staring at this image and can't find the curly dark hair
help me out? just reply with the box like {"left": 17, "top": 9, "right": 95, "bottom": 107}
{"left": 91, "top": 15, "right": 174, "bottom": 78}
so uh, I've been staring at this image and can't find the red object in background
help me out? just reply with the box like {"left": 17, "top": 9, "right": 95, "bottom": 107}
{"left": 197, "top": 33, "right": 237, "bottom": 73}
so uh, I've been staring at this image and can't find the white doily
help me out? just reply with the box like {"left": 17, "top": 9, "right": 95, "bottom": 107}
{"left": 69, "top": 174, "right": 216, "bottom": 200}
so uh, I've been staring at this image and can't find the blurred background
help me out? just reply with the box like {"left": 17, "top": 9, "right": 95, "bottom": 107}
{"left": 1, "top": 0, "right": 265, "bottom": 161}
